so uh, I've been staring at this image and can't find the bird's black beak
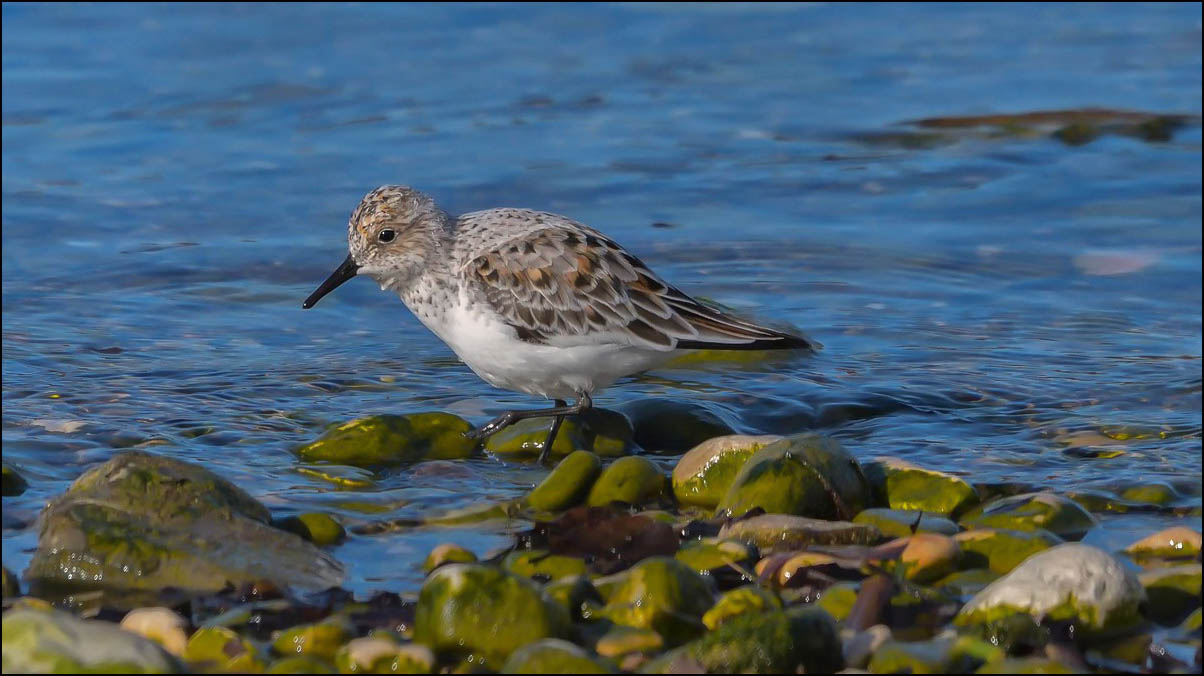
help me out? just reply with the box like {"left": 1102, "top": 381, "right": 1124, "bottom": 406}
{"left": 302, "top": 254, "right": 359, "bottom": 309}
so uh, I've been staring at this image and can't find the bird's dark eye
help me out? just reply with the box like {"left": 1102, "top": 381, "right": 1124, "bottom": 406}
{"left": 378, "top": 229, "right": 396, "bottom": 243}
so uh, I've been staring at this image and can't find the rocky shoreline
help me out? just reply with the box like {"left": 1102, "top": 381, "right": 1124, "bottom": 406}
{"left": 3, "top": 407, "right": 1201, "bottom": 673}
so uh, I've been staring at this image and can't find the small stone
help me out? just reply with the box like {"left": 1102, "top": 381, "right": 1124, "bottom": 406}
{"left": 841, "top": 624, "right": 891, "bottom": 669}
{"left": 954, "top": 528, "right": 1064, "bottom": 574}
{"left": 502, "top": 549, "right": 590, "bottom": 581}
{"left": 585, "top": 456, "right": 666, "bottom": 507}
{"left": 485, "top": 408, "right": 634, "bottom": 459}
{"left": 183, "top": 625, "right": 266, "bottom": 672}
{"left": 333, "top": 637, "right": 435, "bottom": 674}
{"left": 2, "top": 463, "right": 28, "bottom": 496}
{"left": 673, "top": 538, "right": 755, "bottom": 577}
{"left": 422, "top": 543, "right": 476, "bottom": 574}
{"left": 861, "top": 456, "right": 979, "bottom": 518}
{"left": 671, "top": 435, "right": 782, "bottom": 509}
{"left": 681, "top": 607, "right": 842, "bottom": 674}
{"left": 933, "top": 568, "right": 1001, "bottom": 597}
{"left": 528, "top": 450, "right": 602, "bottom": 512}
{"left": 500, "top": 638, "right": 615, "bottom": 673}
{"left": 600, "top": 557, "right": 713, "bottom": 646}
{"left": 121, "top": 607, "right": 189, "bottom": 656}
{"left": 868, "top": 637, "right": 956, "bottom": 674}
{"left": 274, "top": 513, "right": 346, "bottom": 546}
{"left": 956, "top": 543, "right": 1145, "bottom": 638}
{"left": 266, "top": 655, "right": 337, "bottom": 673}
{"left": 594, "top": 624, "right": 663, "bottom": 658}
{"left": 270, "top": 618, "right": 350, "bottom": 662}
{"left": 3, "top": 606, "right": 182, "bottom": 673}
{"left": 853, "top": 508, "right": 960, "bottom": 538}
{"left": 702, "top": 585, "right": 782, "bottom": 630}
{"left": 815, "top": 581, "right": 860, "bottom": 623}
{"left": 1119, "top": 482, "right": 1179, "bottom": 505}
{"left": 620, "top": 398, "right": 735, "bottom": 454}
{"left": 719, "top": 513, "right": 881, "bottom": 553}
{"left": 1125, "top": 527, "right": 1202, "bottom": 560}
{"left": 899, "top": 533, "right": 962, "bottom": 584}
{"left": 958, "top": 492, "right": 1097, "bottom": 539}
{"left": 975, "top": 656, "right": 1076, "bottom": 673}
{"left": 544, "top": 575, "right": 603, "bottom": 623}
{"left": 296, "top": 412, "right": 477, "bottom": 466}
{"left": 1139, "top": 564, "right": 1202, "bottom": 625}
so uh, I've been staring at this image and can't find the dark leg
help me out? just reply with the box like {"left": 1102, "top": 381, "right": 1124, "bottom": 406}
{"left": 466, "top": 393, "right": 593, "bottom": 461}
{"left": 537, "top": 400, "right": 568, "bottom": 466}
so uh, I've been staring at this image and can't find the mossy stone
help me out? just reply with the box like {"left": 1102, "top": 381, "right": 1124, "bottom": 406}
{"left": 3, "top": 463, "right": 28, "bottom": 496}
{"left": 682, "top": 607, "right": 842, "bottom": 674}
{"left": 544, "top": 575, "right": 604, "bottom": 623}
{"left": 975, "top": 657, "right": 1075, "bottom": 673}
{"left": 422, "top": 543, "right": 476, "bottom": 574}
{"left": 183, "top": 626, "right": 266, "bottom": 672}
{"left": 958, "top": 493, "right": 1097, "bottom": 539}
{"left": 701, "top": 585, "right": 781, "bottom": 629}
{"left": 814, "top": 581, "right": 859, "bottom": 622}
{"left": 274, "top": 513, "right": 345, "bottom": 546}
{"left": 1125, "top": 526, "right": 1202, "bottom": 560}
{"left": 484, "top": 409, "right": 633, "bottom": 459}
{"left": 422, "top": 500, "right": 518, "bottom": 526}
{"left": 853, "top": 507, "right": 960, "bottom": 538}
{"left": 861, "top": 456, "right": 979, "bottom": 517}
{"left": 2, "top": 606, "right": 183, "bottom": 673}
{"left": 296, "top": 412, "right": 476, "bottom": 466}
{"left": 332, "top": 638, "right": 435, "bottom": 674}
{"left": 868, "top": 638, "right": 956, "bottom": 674}
{"left": 586, "top": 456, "right": 666, "bottom": 507}
{"left": 671, "top": 435, "right": 782, "bottom": 509}
{"left": 3, "top": 565, "right": 20, "bottom": 598}
{"left": 1118, "top": 482, "right": 1179, "bottom": 505}
{"left": 900, "top": 533, "right": 962, "bottom": 584}
{"left": 718, "top": 433, "right": 870, "bottom": 519}
{"left": 503, "top": 549, "right": 590, "bottom": 581}
{"left": 621, "top": 399, "right": 735, "bottom": 454}
{"left": 271, "top": 618, "right": 350, "bottom": 662}
{"left": 601, "top": 557, "right": 713, "bottom": 646}
{"left": 528, "top": 451, "right": 602, "bottom": 512}
{"left": 933, "top": 568, "right": 1001, "bottom": 597}
{"left": 954, "top": 528, "right": 1064, "bottom": 574}
{"left": 674, "top": 538, "right": 755, "bottom": 576}
{"left": 719, "top": 513, "right": 881, "bottom": 553}
{"left": 1139, "top": 564, "right": 1202, "bottom": 625}
{"left": 594, "top": 624, "right": 664, "bottom": 658}
{"left": 413, "top": 563, "right": 569, "bottom": 667}
{"left": 266, "top": 655, "right": 337, "bottom": 673}
{"left": 499, "top": 639, "right": 615, "bottom": 674}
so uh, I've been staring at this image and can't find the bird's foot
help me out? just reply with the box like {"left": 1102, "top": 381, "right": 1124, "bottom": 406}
{"left": 464, "top": 412, "right": 516, "bottom": 440}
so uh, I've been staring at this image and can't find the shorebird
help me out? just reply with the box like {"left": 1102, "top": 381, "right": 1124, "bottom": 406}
{"left": 303, "top": 186, "right": 816, "bottom": 462}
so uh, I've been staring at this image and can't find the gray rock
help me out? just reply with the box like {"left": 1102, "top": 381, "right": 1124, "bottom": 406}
{"left": 2, "top": 606, "right": 182, "bottom": 673}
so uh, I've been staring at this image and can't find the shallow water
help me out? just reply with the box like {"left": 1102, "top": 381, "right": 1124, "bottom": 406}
{"left": 2, "top": 3, "right": 1201, "bottom": 596}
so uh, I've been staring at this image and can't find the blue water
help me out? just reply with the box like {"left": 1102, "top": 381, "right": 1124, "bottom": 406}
{"left": 3, "top": 3, "right": 1201, "bottom": 596}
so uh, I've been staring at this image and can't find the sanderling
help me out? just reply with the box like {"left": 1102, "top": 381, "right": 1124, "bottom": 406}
{"left": 303, "top": 186, "right": 817, "bottom": 462}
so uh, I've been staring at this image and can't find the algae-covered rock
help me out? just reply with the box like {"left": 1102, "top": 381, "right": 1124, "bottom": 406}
{"left": 485, "top": 409, "right": 634, "bottom": 459}
{"left": 900, "top": 533, "right": 962, "bottom": 584}
{"left": 422, "top": 543, "right": 476, "bottom": 574}
{"left": 975, "top": 656, "right": 1075, "bottom": 673}
{"left": 868, "top": 637, "right": 956, "bottom": 674}
{"left": 182, "top": 625, "right": 266, "bottom": 672}
{"left": 1125, "top": 526, "right": 1201, "bottom": 560}
{"left": 1139, "top": 564, "right": 1202, "bottom": 625}
{"left": 586, "top": 456, "right": 666, "bottom": 507}
{"left": 2, "top": 463, "right": 28, "bottom": 496}
{"left": 816, "top": 581, "right": 860, "bottom": 622}
{"left": 274, "top": 513, "right": 346, "bottom": 546}
{"left": 701, "top": 585, "right": 782, "bottom": 629}
{"left": 621, "top": 399, "right": 735, "bottom": 454}
{"left": 413, "top": 563, "right": 569, "bottom": 666}
{"left": 674, "top": 538, "right": 755, "bottom": 577}
{"left": 854, "top": 508, "right": 960, "bottom": 538}
{"left": 120, "top": 607, "right": 189, "bottom": 656}
{"left": 3, "top": 566, "right": 20, "bottom": 598}
{"left": 545, "top": 575, "right": 604, "bottom": 623}
{"left": 333, "top": 638, "right": 435, "bottom": 674}
{"left": 528, "top": 451, "right": 602, "bottom": 512}
{"left": 933, "top": 568, "right": 1001, "bottom": 597}
{"left": 719, "top": 513, "right": 881, "bottom": 553}
{"left": 503, "top": 549, "right": 590, "bottom": 581}
{"left": 500, "top": 639, "right": 615, "bottom": 674}
{"left": 717, "top": 433, "right": 870, "bottom": 520}
{"left": 682, "top": 607, "right": 842, "bottom": 674}
{"left": 271, "top": 618, "right": 350, "bottom": 662}
{"left": 421, "top": 499, "right": 519, "bottom": 526}
{"left": 3, "top": 607, "right": 182, "bottom": 673}
{"left": 296, "top": 412, "right": 476, "bottom": 466}
{"left": 594, "top": 624, "right": 664, "bottom": 659}
{"left": 266, "top": 655, "right": 337, "bottom": 673}
{"left": 1119, "top": 482, "right": 1179, "bottom": 505}
{"left": 958, "top": 492, "right": 1097, "bottom": 539}
{"left": 954, "top": 528, "right": 1064, "bottom": 574}
{"left": 861, "top": 457, "right": 979, "bottom": 517}
{"left": 956, "top": 543, "right": 1145, "bottom": 638}
{"left": 601, "top": 557, "right": 713, "bottom": 646}
{"left": 26, "top": 451, "right": 344, "bottom": 595}
{"left": 672, "top": 435, "right": 782, "bottom": 509}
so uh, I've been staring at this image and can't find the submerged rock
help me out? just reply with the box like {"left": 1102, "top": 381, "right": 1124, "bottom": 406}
{"left": 1139, "top": 564, "right": 1202, "bottom": 625}
{"left": 485, "top": 409, "right": 634, "bottom": 459}
{"left": 2, "top": 606, "right": 182, "bottom": 673}
{"left": 528, "top": 451, "right": 602, "bottom": 512}
{"left": 500, "top": 639, "right": 615, "bottom": 674}
{"left": 956, "top": 543, "right": 1145, "bottom": 638}
{"left": 954, "top": 528, "right": 1064, "bottom": 574}
{"left": 672, "top": 435, "right": 782, "bottom": 509}
{"left": 621, "top": 399, "right": 735, "bottom": 454}
{"left": 853, "top": 507, "right": 960, "bottom": 538}
{"left": 719, "top": 513, "right": 881, "bottom": 553}
{"left": 26, "top": 451, "right": 344, "bottom": 595}
{"left": 274, "top": 512, "right": 346, "bottom": 546}
{"left": 296, "top": 412, "right": 477, "bottom": 466}
{"left": 585, "top": 456, "right": 667, "bottom": 507}
{"left": 717, "top": 433, "right": 870, "bottom": 520}
{"left": 544, "top": 575, "right": 603, "bottom": 623}
{"left": 861, "top": 456, "right": 979, "bottom": 518}
{"left": 182, "top": 625, "right": 266, "bottom": 672}
{"left": 413, "top": 563, "right": 569, "bottom": 667}
{"left": 2, "top": 463, "right": 28, "bottom": 496}
{"left": 958, "top": 492, "right": 1097, "bottom": 539}
{"left": 681, "top": 607, "right": 842, "bottom": 674}
{"left": 3, "top": 566, "right": 20, "bottom": 598}
{"left": 1125, "top": 526, "right": 1202, "bottom": 560}
{"left": 600, "top": 557, "right": 713, "bottom": 646}
{"left": 421, "top": 543, "right": 476, "bottom": 574}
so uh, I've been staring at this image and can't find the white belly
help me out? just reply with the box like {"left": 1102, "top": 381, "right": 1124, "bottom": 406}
{"left": 420, "top": 301, "right": 673, "bottom": 399}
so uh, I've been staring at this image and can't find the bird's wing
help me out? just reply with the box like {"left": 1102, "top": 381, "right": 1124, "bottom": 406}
{"left": 457, "top": 210, "right": 816, "bottom": 351}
